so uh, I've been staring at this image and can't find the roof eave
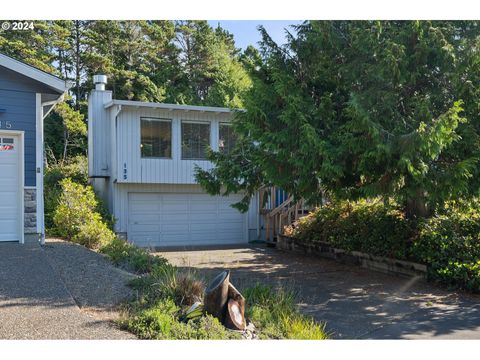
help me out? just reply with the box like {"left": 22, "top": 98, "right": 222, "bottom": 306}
{"left": 104, "top": 99, "right": 242, "bottom": 114}
{"left": 0, "top": 53, "right": 72, "bottom": 94}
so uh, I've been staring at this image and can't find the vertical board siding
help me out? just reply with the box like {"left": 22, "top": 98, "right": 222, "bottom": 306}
{"left": 115, "top": 107, "right": 232, "bottom": 184}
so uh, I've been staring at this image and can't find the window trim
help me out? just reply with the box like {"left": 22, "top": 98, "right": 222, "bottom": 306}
{"left": 140, "top": 117, "right": 173, "bottom": 159}
{"left": 180, "top": 120, "right": 211, "bottom": 160}
{"left": 219, "top": 122, "right": 235, "bottom": 154}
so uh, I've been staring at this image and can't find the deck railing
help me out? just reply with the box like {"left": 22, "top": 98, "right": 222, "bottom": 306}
{"left": 259, "top": 186, "right": 310, "bottom": 244}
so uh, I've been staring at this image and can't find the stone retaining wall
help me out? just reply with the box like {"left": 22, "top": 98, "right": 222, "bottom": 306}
{"left": 277, "top": 234, "right": 427, "bottom": 278}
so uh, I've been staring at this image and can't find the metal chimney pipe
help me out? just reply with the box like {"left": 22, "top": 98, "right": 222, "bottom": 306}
{"left": 93, "top": 74, "right": 107, "bottom": 91}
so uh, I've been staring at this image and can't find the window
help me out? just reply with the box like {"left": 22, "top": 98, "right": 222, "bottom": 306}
{"left": 219, "top": 123, "right": 236, "bottom": 154}
{"left": 141, "top": 118, "right": 172, "bottom": 158}
{"left": 0, "top": 138, "right": 14, "bottom": 151}
{"left": 181, "top": 121, "right": 210, "bottom": 160}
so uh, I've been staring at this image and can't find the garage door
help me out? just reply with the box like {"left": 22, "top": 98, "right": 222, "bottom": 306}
{"left": 128, "top": 192, "right": 246, "bottom": 247}
{"left": 0, "top": 135, "right": 20, "bottom": 242}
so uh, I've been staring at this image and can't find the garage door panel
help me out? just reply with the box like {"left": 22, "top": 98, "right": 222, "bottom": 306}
{"left": 129, "top": 213, "right": 160, "bottom": 224}
{"left": 0, "top": 135, "right": 20, "bottom": 242}
{"left": 130, "top": 224, "right": 161, "bottom": 233}
{"left": 128, "top": 192, "right": 246, "bottom": 247}
{"left": 129, "top": 202, "right": 160, "bottom": 213}
{"left": 190, "top": 201, "right": 216, "bottom": 212}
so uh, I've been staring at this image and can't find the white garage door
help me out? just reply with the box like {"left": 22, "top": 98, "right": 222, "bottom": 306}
{"left": 0, "top": 135, "right": 20, "bottom": 242}
{"left": 128, "top": 192, "right": 246, "bottom": 247}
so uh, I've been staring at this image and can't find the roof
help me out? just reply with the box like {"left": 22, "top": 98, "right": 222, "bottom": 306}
{"left": 104, "top": 99, "right": 240, "bottom": 114}
{"left": 0, "top": 53, "right": 72, "bottom": 94}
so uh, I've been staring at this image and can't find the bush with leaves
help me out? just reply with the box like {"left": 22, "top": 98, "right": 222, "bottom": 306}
{"left": 289, "top": 199, "right": 414, "bottom": 260}
{"left": 100, "top": 238, "right": 168, "bottom": 274}
{"left": 413, "top": 199, "right": 480, "bottom": 292}
{"left": 53, "top": 178, "right": 115, "bottom": 249}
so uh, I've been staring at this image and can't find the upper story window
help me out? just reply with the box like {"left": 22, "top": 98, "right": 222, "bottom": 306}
{"left": 141, "top": 117, "right": 172, "bottom": 158}
{"left": 219, "top": 123, "right": 236, "bottom": 154}
{"left": 181, "top": 121, "right": 210, "bottom": 160}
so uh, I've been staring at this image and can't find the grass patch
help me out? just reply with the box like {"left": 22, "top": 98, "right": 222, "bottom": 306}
{"left": 103, "top": 239, "right": 328, "bottom": 340}
{"left": 244, "top": 284, "right": 328, "bottom": 339}
{"left": 100, "top": 238, "right": 168, "bottom": 274}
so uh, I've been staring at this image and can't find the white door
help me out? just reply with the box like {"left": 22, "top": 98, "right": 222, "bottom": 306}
{"left": 128, "top": 192, "right": 246, "bottom": 247}
{"left": 0, "top": 135, "right": 21, "bottom": 242}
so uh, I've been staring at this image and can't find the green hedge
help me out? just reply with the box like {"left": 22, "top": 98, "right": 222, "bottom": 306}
{"left": 290, "top": 198, "right": 480, "bottom": 292}
{"left": 289, "top": 199, "right": 415, "bottom": 260}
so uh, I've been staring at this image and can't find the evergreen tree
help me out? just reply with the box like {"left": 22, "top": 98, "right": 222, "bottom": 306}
{"left": 196, "top": 21, "right": 480, "bottom": 218}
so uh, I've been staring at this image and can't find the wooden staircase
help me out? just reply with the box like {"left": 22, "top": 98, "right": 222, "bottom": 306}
{"left": 259, "top": 186, "right": 310, "bottom": 245}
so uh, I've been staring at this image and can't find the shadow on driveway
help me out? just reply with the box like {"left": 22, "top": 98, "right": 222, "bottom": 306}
{"left": 155, "top": 244, "right": 480, "bottom": 339}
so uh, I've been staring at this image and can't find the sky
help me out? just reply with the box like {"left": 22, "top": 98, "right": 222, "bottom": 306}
{"left": 207, "top": 20, "right": 304, "bottom": 50}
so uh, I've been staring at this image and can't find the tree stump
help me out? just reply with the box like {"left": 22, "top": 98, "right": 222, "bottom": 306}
{"left": 225, "top": 299, "right": 247, "bottom": 330}
{"left": 204, "top": 270, "right": 230, "bottom": 322}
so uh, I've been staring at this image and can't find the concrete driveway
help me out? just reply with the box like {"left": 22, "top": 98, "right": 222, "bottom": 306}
{"left": 0, "top": 242, "right": 133, "bottom": 339}
{"left": 156, "top": 245, "right": 480, "bottom": 339}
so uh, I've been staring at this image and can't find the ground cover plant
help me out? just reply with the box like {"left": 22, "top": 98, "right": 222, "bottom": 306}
{"left": 100, "top": 239, "right": 328, "bottom": 340}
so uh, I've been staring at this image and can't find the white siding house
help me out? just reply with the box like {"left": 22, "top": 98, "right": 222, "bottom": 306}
{"left": 88, "top": 75, "right": 260, "bottom": 248}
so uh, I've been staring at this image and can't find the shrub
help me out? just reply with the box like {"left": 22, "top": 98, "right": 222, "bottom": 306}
{"left": 100, "top": 238, "right": 168, "bottom": 274}
{"left": 122, "top": 298, "right": 238, "bottom": 340}
{"left": 53, "top": 178, "right": 116, "bottom": 249}
{"left": 53, "top": 178, "right": 99, "bottom": 240}
{"left": 413, "top": 199, "right": 480, "bottom": 291}
{"left": 44, "top": 156, "right": 88, "bottom": 233}
{"left": 72, "top": 215, "right": 116, "bottom": 249}
{"left": 45, "top": 156, "right": 114, "bottom": 234}
{"left": 290, "top": 199, "right": 414, "bottom": 260}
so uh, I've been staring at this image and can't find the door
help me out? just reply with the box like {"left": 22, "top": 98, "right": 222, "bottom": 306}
{"left": 0, "top": 135, "right": 21, "bottom": 242}
{"left": 128, "top": 192, "right": 246, "bottom": 247}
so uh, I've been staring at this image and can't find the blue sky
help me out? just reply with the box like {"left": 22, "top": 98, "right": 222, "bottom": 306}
{"left": 207, "top": 20, "right": 304, "bottom": 50}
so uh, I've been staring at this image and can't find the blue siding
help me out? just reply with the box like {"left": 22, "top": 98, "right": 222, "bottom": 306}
{"left": 0, "top": 69, "right": 36, "bottom": 186}
{"left": 0, "top": 88, "right": 36, "bottom": 186}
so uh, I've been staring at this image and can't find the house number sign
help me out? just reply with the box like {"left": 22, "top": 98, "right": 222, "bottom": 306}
{"left": 0, "top": 120, "right": 13, "bottom": 129}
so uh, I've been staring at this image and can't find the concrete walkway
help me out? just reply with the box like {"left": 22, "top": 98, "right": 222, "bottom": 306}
{"left": 156, "top": 245, "right": 480, "bottom": 339}
{"left": 0, "top": 242, "right": 133, "bottom": 339}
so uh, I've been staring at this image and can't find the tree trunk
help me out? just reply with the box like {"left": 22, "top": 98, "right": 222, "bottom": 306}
{"left": 405, "top": 188, "right": 429, "bottom": 219}
{"left": 204, "top": 270, "right": 230, "bottom": 323}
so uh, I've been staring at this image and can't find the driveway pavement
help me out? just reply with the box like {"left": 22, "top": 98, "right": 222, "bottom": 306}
{"left": 155, "top": 245, "right": 480, "bottom": 339}
{"left": 0, "top": 242, "right": 134, "bottom": 339}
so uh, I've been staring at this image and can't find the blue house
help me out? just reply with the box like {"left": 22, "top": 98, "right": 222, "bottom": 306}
{"left": 0, "top": 53, "right": 70, "bottom": 244}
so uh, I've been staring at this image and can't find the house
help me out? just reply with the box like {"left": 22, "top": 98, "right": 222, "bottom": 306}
{"left": 0, "top": 53, "right": 70, "bottom": 244}
{"left": 88, "top": 75, "right": 261, "bottom": 247}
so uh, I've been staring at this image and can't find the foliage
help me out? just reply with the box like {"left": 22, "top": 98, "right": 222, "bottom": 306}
{"left": 196, "top": 21, "right": 480, "bottom": 219}
{"left": 53, "top": 178, "right": 99, "bottom": 240}
{"left": 291, "top": 197, "right": 480, "bottom": 292}
{"left": 121, "top": 298, "right": 238, "bottom": 340}
{"left": 289, "top": 199, "right": 414, "bottom": 260}
{"left": 53, "top": 178, "right": 115, "bottom": 249}
{"left": 44, "top": 156, "right": 88, "bottom": 232}
{"left": 100, "top": 238, "right": 168, "bottom": 274}
{"left": 72, "top": 217, "right": 115, "bottom": 249}
{"left": 243, "top": 284, "right": 328, "bottom": 339}
{"left": 413, "top": 199, "right": 480, "bottom": 292}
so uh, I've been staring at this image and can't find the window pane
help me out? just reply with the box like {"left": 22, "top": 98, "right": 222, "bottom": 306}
{"left": 219, "top": 124, "right": 236, "bottom": 154}
{"left": 141, "top": 118, "right": 172, "bottom": 158}
{"left": 181, "top": 122, "right": 210, "bottom": 159}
